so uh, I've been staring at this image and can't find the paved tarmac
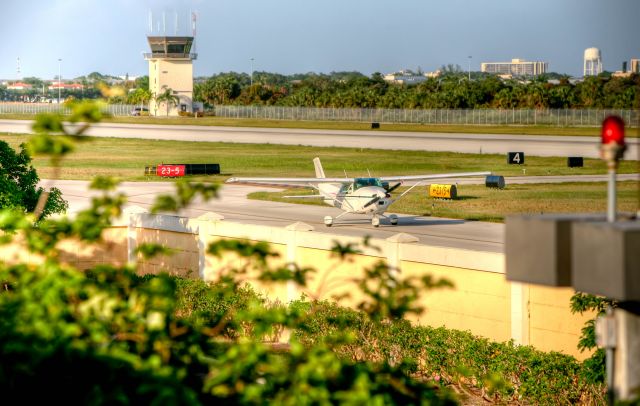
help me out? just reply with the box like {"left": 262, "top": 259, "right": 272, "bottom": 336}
{"left": 44, "top": 173, "right": 639, "bottom": 255}
{"left": 7, "top": 118, "right": 635, "bottom": 253}
{"left": 3, "top": 119, "right": 639, "bottom": 159}
{"left": 50, "top": 179, "right": 505, "bottom": 253}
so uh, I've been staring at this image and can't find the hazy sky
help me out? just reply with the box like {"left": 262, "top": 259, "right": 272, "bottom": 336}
{"left": 1, "top": 0, "right": 639, "bottom": 80}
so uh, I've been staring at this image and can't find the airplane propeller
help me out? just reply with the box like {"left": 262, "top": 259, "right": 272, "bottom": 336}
{"left": 363, "top": 196, "right": 381, "bottom": 208}
{"left": 385, "top": 182, "right": 402, "bottom": 196}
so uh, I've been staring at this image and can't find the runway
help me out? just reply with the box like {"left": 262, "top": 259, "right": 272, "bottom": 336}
{"left": 11, "top": 118, "right": 636, "bottom": 254}
{"left": 50, "top": 179, "right": 505, "bottom": 253}
{"left": 46, "top": 173, "right": 639, "bottom": 255}
{"left": 3, "top": 119, "right": 639, "bottom": 159}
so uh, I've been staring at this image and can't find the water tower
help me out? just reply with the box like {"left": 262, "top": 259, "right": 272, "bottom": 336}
{"left": 144, "top": 12, "right": 198, "bottom": 116}
{"left": 583, "top": 47, "right": 602, "bottom": 76}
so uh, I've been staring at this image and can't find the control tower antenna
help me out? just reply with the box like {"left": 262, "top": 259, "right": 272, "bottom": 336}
{"left": 191, "top": 11, "right": 197, "bottom": 53}
{"left": 16, "top": 57, "right": 21, "bottom": 80}
{"left": 148, "top": 10, "right": 153, "bottom": 33}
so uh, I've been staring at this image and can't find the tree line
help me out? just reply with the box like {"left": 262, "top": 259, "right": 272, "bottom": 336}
{"left": 2, "top": 70, "right": 638, "bottom": 110}
{"left": 193, "top": 71, "right": 640, "bottom": 110}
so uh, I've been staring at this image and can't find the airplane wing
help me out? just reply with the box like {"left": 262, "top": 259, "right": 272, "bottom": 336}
{"left": 382, "top": 171, "right": 493, "bottom": 201}
{"left": 226, "top": 177, "right": 352, "bottom": 185}
{"left": 380, "top": 171, "right": 492, "bottom": 182}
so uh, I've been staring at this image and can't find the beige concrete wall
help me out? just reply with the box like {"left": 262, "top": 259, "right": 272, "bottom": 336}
{"left": 149, "top": 59, "right": 193, "bottom": 116}
{"left": 0, "top": 227, "right": 128, "bottom": 270}
{"left": 135, "top": 228, "right": 199, "bottom": 277}
{"left": 529, "top": 285, "right": 593, "bottom": 357}
{"left": 294, "top": 247, "right": 381, "bottom": 304}
{"left": 201, "top": 235, "right": 290, "bottom": 300}
{"left": 1, "top": 212, "right": 595, "bottom": 360}
{"left": 58, "top": 227, "right": 128, "bottom": 270}
{"left": 403, "top": 260, "right": 512, "bottom": 343}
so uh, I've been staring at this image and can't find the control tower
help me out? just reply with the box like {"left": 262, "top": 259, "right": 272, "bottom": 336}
{"left": 145, "top": 36, "right": 197, "bottom": 116}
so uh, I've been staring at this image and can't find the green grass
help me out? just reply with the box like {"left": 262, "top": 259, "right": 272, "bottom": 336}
{"left": 1, "top": 133, "right": 638, "bottom": 182}
{"left": 3, "top": 112, "right": 637, "bottom": 137}
{"left": 250, "top": 182, "right": 640, "bottom": 223}
{"left": 2, "top": 132, "right": 637, "bottom": 222}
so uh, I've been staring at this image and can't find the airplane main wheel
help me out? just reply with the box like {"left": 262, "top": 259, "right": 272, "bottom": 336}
{"left": 389, "top": 214, "right": 398, "bottom": 226}
{"left": 372, "top": 217, "right": 380, "bottom": 227}
{"left": 324, "top": 216, "right": 333, "bottom": 227}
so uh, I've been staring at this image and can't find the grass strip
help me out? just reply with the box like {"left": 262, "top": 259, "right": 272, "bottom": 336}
{"left": 3, "top": 113, "right": 636, "bottom": 137}
{"left": 249, "top": 181, "right": 640, "bottom": 223}
{"left": 1, "top": 133, "right": 637, "bottom": 182}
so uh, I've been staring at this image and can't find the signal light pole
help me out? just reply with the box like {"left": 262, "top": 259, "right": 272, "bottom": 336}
{"left": 600, "top": 115, "right": 626, "bottom": 223}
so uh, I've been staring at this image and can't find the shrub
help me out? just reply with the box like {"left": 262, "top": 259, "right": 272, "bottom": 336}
{"left": 0, "top": 141, "right": 67, "bottom": 218}
{"left": 291, "top": 299, "right": 606, "bottom": 405}
{"left": 0, "top": 100, "right": 458, "bottom": 405}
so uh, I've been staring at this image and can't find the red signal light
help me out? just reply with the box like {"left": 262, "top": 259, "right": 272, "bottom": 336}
{"left": 601, "top": 116, "right": 625, "bottom": 146}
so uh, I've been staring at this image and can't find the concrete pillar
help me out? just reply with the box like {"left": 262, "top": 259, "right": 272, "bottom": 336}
{"left": 285, "top": 222, "right": 314, "bottom": 302}
{"left": 385, "top": 233, "right": 419, "bottom": 277}
{"left": 510, "top": 282, "right": 530, "bottom": 346}
{"left": 196, "top": 212, "right": 224, "bottom": 280}
{"left": 614, "top": 307, "right": 640, "bottom": 401}
{"left": 124, "top": 205, "right": 148, "bottom": 266}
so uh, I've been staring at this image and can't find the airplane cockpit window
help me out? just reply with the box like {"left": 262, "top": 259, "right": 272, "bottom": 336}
{"left": 354, "top": 178, "right": 383, "bottom": 190}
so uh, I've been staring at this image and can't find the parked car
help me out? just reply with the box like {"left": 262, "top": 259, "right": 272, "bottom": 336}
{"left": 130, "top": 107, "right": 149, "bottom": 116}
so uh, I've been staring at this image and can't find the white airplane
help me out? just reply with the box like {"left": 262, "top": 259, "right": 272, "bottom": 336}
{"left": 226, "top": 158, "right": 492, "bottom": 227}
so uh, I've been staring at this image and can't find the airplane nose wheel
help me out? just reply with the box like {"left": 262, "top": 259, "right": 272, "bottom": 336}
{"left": 389, "top": 214, "right": 398, "bottom": 225}
{"left": 324, "top": 216, "right": 333, "bottom": 227}
{"left": 371, "top": 216, "right": 380, "bottom": 227}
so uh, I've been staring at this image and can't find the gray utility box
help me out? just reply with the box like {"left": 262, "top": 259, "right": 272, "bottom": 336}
{"left": 506, "top": 214, "right": 605, "bottom": 286}
{"left": 572, "top": 221, "right": 640, "bottom": 301}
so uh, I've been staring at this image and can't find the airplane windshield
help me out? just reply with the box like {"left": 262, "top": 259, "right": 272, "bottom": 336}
{"left": 354, "top": 178, "right": 383, "bottom": 190}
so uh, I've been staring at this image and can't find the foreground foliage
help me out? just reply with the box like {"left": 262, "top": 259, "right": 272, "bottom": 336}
{"left": 0, "top": 100, "right": 606, "bottom": 404}
{"left": 0, "top": 140, "right": 67, "bottom": 218}
{"left": 0, "top": 101, "right": 456, "bottom": 404}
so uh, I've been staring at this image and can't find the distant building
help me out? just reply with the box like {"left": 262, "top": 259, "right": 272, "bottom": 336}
{"left": 383, "top": 69, "right": 441, "bottom": 84}
{"left": 583, "top": 48, "right": 602, "bottom": 76}
{"left": 613, "top": 58, "right": 639, "bottom": 78}
{"left": 383, "top": 70, "right": 426, "bottom": 85}
{"left": 480, "top": 59, "right": 548, "bottom": 76}
{"left": 118, "top": 75, "right": 140, "bottom": 82}
{"left": 7, "top": 82, "right": 33, "bottom": 90}
{"left": 48, "top": 82, "right": 84, "bottom": 91}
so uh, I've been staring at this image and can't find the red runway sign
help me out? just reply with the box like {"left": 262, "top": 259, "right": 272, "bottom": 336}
{"left": 156, "top": 165, "right": 186, "bottom": 177}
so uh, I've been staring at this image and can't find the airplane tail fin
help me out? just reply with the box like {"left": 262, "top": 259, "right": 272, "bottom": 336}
{"left": 313, "top": 157, "right": 325, "bottom": 178}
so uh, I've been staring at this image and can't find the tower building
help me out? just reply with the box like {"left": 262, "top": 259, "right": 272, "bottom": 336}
{"left": 145, "top": 36, "right": 197, "bottom": 116}
{"left": 583, "top": 48, "right": 602, "bottom": 77}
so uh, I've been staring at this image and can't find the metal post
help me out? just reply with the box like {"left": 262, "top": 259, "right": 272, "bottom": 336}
{"left": 57, "top": 58, "right": 62, "bottom": 104}
{"left": 607, "top": 168, "right": 617, "bottom": 223}
{"left": 605, "top": 306, "right": 616, "bottom": 405}
{"left": 250, "top": 58, "right": 254, "bottom": 86}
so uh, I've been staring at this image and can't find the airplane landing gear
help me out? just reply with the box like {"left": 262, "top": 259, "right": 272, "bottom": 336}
{"left": 389, "top": 214, "right": 398, "bottom": 226}
{"left": 324, "top": 216, "right": 333, "bottom": 227}
{"left": 371, "top": 216, "right": 380, "bottom": 227}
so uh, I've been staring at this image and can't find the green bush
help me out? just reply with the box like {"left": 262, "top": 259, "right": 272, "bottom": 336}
{"left": 0, "top": 140, "right": 67, "bottom": 218}
{"left": 291, "top": 299, "right": 606, "bottom": 405}
{"left": 0, "top": 100, "right": 610, "bottom": 405}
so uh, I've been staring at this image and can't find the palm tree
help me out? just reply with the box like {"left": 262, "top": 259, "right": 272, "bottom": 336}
{"left": 128, "top": 88, "right": 152, "bottom": 109}
{"left": 154, "top": 87, "right": 180, "bottom": 116}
